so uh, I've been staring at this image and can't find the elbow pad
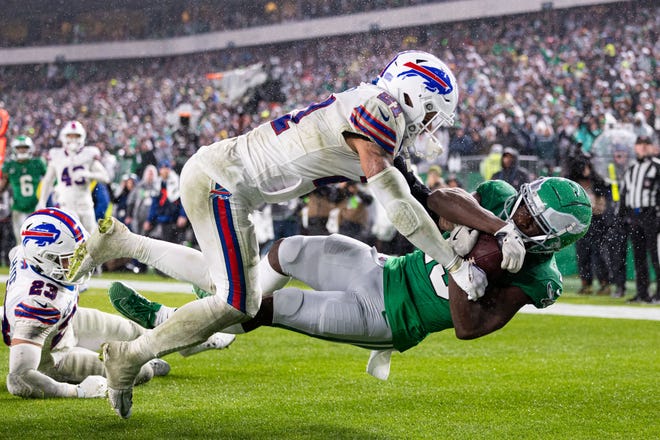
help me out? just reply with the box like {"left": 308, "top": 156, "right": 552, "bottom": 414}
{"left": 369, "top": 167, "right": 457, "bottom": 267}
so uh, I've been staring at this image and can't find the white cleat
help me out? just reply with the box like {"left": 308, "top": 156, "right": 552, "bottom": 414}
{"left": 178, "top": 332, "right": 236, "bottom": 357}
{"left": 68, "top": 217, "right": 135, "bottom": 283}
{"left": 101, "top": 341, "right": 143, "bottom": 419}
{"left": 148, "top": 359, "right": 171, "bottom": 377}
{"left": 108, "top": 388, "right": 133, "bottom": 420}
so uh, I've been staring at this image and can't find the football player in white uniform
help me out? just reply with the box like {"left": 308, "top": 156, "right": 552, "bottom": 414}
{"left": 3, "top": 208, "right": 232, "bottom": 399}
{"left": 37, "top": 121, "right": 111, "bottom": 232}
{"left": 67, "top": 50, "right": 526, "bottom": 418}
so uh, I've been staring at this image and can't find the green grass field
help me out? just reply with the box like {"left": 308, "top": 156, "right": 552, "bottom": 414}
{"left": 0, "top": 271, "right": 658, "bottom": 439}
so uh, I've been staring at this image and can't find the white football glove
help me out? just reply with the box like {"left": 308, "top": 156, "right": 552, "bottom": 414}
{"left": 494, "top": 221, "right": 526, "bottom": 273}
{"left": 447, "top": 257, "right": 488, "bottom": 301}
{"left": 76, "top": 375, "right": 107, "bottom": 398}
{"left": 449, "top": 226, "right": 480, "bottom": 257}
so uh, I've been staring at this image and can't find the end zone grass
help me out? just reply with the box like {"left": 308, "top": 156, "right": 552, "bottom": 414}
{"left": 0, "top": 275, "right": 657, "bottom": 439}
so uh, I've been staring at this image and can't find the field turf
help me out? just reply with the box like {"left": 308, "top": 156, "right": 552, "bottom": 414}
{"left": 0, "top": 271, "right": 657, "bottom": 439}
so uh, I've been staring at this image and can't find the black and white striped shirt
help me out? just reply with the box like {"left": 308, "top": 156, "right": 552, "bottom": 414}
{"left": 620, "top": 157, "right": 660, "bottom": 210}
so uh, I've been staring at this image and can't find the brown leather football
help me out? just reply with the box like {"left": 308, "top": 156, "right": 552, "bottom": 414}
{"left": 466, "top": 233, "right": 504, "bottom": 282}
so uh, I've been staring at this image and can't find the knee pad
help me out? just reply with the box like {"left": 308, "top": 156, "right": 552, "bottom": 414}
{"left": 278, "top": 236, "right": 306, "bottom": 265}
{"left": 386, "top": 199, "right": 419, "bottom": 236}
{"left": 6, "top": 372, "right": 34, "bottom": 398}
{"left": 273, "top": 288, "right": 305, "bottom": 317}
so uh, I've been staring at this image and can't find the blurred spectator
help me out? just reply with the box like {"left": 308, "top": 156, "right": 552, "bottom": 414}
{"left": 143, "top": 160, "right": 187, "bottom": 246}
{"left": 336, "top": 182, "right": 373, "bottom": 243}
{"left": 573, "top": 116, "right": 603, "bottom": 155}
{"left": 568, "top": 152, "right": 613, "bottom": 296}
{"left": 133, "top": 138, "right": 159, "bottom": 179}
{"left": 448, "top": 126, "right": 475, "bottom": 156}
{"left": 445, "top": 174, "right": 463, "bottom": 189}
{"left": 479, "top": 144, "right": 503, "bottom": 181}
{"left": 425, "top": 165, "right": 446, "bottom": 190}
{"left": 171, "top": 113, "right": 200, "bottom": 174}
{"left": 533, "top": 120, "right": 558, "bottom": 172}
{"left": 301, "top": 186, "right": 338, "bottom": 236}
{"left": 491, "top": 147, "right": 530, "bottom": 191}
{"left": 112, "top": 173, "right": 139, "bottom": 227}
{"left": 267, "top": 199, "right": 301, "bottom": 250}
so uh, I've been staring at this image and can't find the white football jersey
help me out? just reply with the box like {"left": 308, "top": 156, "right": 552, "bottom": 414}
{"left": 196, "top": 83, "right": 407, "bottom": 203}
{"left": 2, "top": 247, "right": 79, "bottom": 350}
{"left": 47, "top": 146, "right": 101, "bottom": 208}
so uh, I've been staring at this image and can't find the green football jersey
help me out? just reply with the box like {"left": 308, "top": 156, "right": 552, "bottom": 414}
{"left": 2, "top": 158, "right": 47, "bottom": 213}
{"left": 383, "top": 180, "right": 562, "bottom": 352}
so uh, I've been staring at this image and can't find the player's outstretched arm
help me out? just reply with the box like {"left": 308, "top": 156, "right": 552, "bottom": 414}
{"left": 448, "top": 279, "right": 531, "bottom": 340}
{"left": 427, "top": 188, "right": 505, "bottom": 234}
{"left": 7, "top": 340, "right": 106, "bottom": 398}
{"left": 428, "top": 189, "right": 526, "bottom": 273}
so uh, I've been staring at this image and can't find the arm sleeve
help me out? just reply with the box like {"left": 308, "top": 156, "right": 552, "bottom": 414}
{"left": 7, "top": 343, "right": 77, "bottom": 398}
{"left": 368, "top": 166, "right": 458, "bottom": 268}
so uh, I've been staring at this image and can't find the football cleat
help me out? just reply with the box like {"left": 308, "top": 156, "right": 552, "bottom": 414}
{"left": 109, "top": 281, "right": 162, "bottom": 329}
{"left": 68, "top": 217, "right": 135, "bottom": 282}
{"left": 192, "top": 285, "right": 213, "bottom": 299}
{"left": 147, "top": 359, "right": 171, "bottom": 377}
{"left": 178, "top": 332, "right": 236, "bottom": 357}
{"left": 101, "top": 341, "right": 141, "bottom": 419}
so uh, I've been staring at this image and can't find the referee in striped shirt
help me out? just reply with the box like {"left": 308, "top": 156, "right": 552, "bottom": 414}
{"left": 619, "top": 135, "right": 660, "bottom": 303}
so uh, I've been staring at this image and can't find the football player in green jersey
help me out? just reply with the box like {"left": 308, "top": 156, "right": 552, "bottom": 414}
{"left": 111, "top": 176, "right": 591, "bottom": 380}
{"left": 0, "top": 135, "right": 47, "bottom": 243}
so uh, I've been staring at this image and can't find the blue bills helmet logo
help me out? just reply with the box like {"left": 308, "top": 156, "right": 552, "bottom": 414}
{"left": 398, "top": 61, "right": 454, "bottom": 95}
{"left": 22, "top": 223, "right": 61, "bottom": 247}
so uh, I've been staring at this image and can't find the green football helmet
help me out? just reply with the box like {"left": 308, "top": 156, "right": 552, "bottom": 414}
{"left": 11, "top": 135, "right": 35, "bottom": 160}
{"left": 507, "top": 177, "right": 592, "bottom": 253}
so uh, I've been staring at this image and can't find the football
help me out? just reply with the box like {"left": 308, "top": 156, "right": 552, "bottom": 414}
{"left": 466, "top": 233, "right": 504, "bottom": 283}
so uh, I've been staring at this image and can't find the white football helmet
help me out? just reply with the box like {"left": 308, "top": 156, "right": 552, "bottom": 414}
{"left": 11, "top": 135, "right": 35, "bottom": 160}
{"left": 374, "top": 50, "right": 458, "bottom": 160}
{"left": 20, "top": 208, "right": 89, "bottom": 284}
{"left": 59, "top": 120, "right": 87, "bottom": 154}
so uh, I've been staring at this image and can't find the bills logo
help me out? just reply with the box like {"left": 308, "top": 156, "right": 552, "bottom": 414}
{"left": 210, "top": 187, "right": 232, "bottom": 201}
{"left": 22, "top": 223, "right": 61, "bottom": 247}
{"left": 398, "top": 61, "right": 453, "bottom": 95}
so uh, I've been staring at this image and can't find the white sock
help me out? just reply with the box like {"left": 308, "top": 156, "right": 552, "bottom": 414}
{"left": 137, "top": 295, "right": 245, "bottom": 359}
{"left": 131, "top": 236, "right": 216, "bottom": 293}
{"left": 154, "top": 306, "right": 176, "bottom": 328}
{"left": 258, "top": 255, "right": 290, "bottom": 293}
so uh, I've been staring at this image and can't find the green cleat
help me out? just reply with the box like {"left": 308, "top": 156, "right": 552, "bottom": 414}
{"left": 108, "top": 282, "right": 162, "bottom": 329}
{"left": 192, "top": 285, "right": 214, "bottom": 299}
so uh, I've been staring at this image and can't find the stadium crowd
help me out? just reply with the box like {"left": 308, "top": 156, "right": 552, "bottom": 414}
{"left": 1, "top": 0, "right": 443, "bottom": 47}
{"left": 1, "top": 1, "right": 658, "bottom": 301}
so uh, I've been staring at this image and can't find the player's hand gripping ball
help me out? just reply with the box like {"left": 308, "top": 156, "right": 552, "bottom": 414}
{"left": 465, "top": 233, "right": 504, "bottom": 283}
